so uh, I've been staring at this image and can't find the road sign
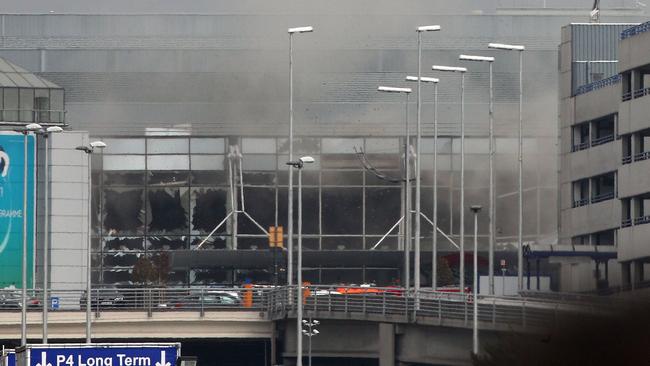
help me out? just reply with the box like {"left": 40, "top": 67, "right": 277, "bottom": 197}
{"left": 16, "top": 343, "right": 180, "bottom": 366}
{"left": 50, "top": 297, "right": 59, "bottom": 310}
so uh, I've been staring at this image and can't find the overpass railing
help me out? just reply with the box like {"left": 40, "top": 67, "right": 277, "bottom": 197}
{"left": 0, "top": 286, "right": 612, "bottom": 330}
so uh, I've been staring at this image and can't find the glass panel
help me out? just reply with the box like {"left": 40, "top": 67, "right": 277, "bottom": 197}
{"left": 147, "top": 187, "right": 190, "bottom": 235}
{"left": 322, "top": 188, "right": 362, "bottom": 234}
{"left": 365, "top": 187, "right": 401, "bottom": 235}
{"left": 103, "top": 155, "right": 146, "bottom": 171}
{"left": 103, "top": 138, "right": 145, "bottom": 154}
{"left": 103, "top": 188, "right": 145, "bottom": 235}
{"left": 496, "top": 138, "right": 517, "bottom": 154}
{"left": 149, "top": 171, "right": 190, "bottom": 186}
{"left": 322, "top": 138, "right": 364, "bottom": 153}
{"left": 190, "top": 138, "right": 225, "bottom": 154}
{"left": 465, "top": 138, "right": 489, "bottom": 154}
{"left": 190, "top": 268, "right": 232, "bottom": 285}
{"left": 146, "top": 236, "right": 189, "bottom": 251}
{"left": 421, "top": 137, "right": 452, "bottom": 154}
{"left": 242, "top": 154, "right": 276, "bottom": 171}
{"left": 147, "top": 138, "right": 189, "bottom": 154}
{"left": 190, "top": 188, "right": 229, "bottom": 235}
{"left": 103, "top": 237, "right": 145, "bottom": 252}
{"left": 147, "top": 155, "right": 189, "bottom": 170}
{"left": 322, "top": 237, "right": 363, "bottom": 250}
{"left": 191, "top": 171, "right": 228, "bottom": 186}
{"left": 190, "top": 236, "right": 228, "bottom": 251}
{"left": 278, "top": 137, "right": 321, "bottom": 154}
{"left": 322, "top": 171, "right": 363, "bottom": 185}
{"left": 19, "top": 89, "right": 34, "bottom": 122}
{"left": 241, "top": 138, "right": 276, "bottom": 153}
{"left": 365, "top": 138, "right": 399, "bottom": 153}
{"left": 238, "top": 187, "right": 275, "bottom": 234}
{"left": 190, "top": 155, "right": 224, "bottom": 170}
{"left": 3, "top": 88, "right": 18, "bottom": 121}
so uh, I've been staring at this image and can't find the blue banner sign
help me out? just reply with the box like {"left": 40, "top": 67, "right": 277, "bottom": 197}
{"left": 0, "top": 132, "right": 35, "bottom": 288}
{"left": 21, "top": 345, "right": 179, "bottom": 366}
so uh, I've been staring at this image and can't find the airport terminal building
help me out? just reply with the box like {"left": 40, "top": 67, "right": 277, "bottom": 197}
{"left": 0, "top": 0, "right": 647, "bottom": 290}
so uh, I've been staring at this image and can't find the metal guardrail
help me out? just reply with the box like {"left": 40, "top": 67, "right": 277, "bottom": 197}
{"left": 633, "top": 87, "right": 650, "bottom": 99}
{"left": 621, "top": 21, "right": 650, "bottom": 40}
{"left": 634, "top": 151, "right": 650, "bottom": 162}
{"left": 621, "top": 218, "right": 633, "bottom": 228}
{"left": 0, "top": 286, "right": 617, "bottom": 331}
{"left": 634, "top": 215, "right": 650, "bottom": 225}
{"left": 591, "top": 134, "right": 614, "bottom": 147}
{"left": 591, "top": 192, "right": 615, "bottom": 204}
{"left": 574, "top": 74, "right": 621, "bottom": 96}
{"left": 622, "top": 155, "right": 632, "bottom": 165}
{"left": 573, "top": 198, "right": 589, "bottom": 208}
{"left": 571, "top": 141, "right": 590, "bottom": 152}
{"left": 622, "top": 91, "right": 633, "bottom": 102}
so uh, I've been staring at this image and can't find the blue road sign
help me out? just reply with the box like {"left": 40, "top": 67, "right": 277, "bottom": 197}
{"left": 50, "top": 297, "right": 59, "bottom": 310}
{"left": 19, "top": 344, "right": 179, "bottom": 366}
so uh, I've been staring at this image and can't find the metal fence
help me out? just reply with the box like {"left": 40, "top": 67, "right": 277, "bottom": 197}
{"left": 0, "top": 286, "right": 618, "bottom": 331}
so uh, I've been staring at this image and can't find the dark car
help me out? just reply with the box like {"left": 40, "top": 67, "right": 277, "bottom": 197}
{"left": 0, "top": 290, "right": 42, "bottom": 310}
{"left": 80, "top": 288, "right": 126, "bottom": 310}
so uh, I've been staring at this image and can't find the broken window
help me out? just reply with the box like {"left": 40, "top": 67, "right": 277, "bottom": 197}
{"left": 322, "top": 187, "right": 362, "bottom": 234}
{"left": 147, "top": 236, "right": 188, "bottom": 251}
{"left": 190, "top": 188, "right": 228, "bottom": 234}
{"left": 147, "top": 188, "right": 189, "bottom": 234}
{"left": 103, "top": 188, "right": 145, "bottom": 235}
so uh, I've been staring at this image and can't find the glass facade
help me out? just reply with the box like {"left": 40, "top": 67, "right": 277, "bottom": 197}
{"left": 92, "top": 135, "right": 556, "bottom": 287}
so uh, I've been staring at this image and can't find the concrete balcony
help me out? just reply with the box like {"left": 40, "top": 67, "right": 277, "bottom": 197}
{"left": 619, "top": 93, "right": 650, "bottom": 135}
{"left": 619, "top": 25, "right": 650, "bottom": 73}
{"left": 619, "top": 223, "right": 650, "bottom": 261}
{"left": 567, "top": 139, "right": 621, "bottom": 181}
{"left": 573, "top": 83, "right": 619, "bottom": 124}
{"left": 618, "top": 157, "right": 650, "bottom": 198}
{"left": 564, "top": 198, "right": 621, "bottom": 237}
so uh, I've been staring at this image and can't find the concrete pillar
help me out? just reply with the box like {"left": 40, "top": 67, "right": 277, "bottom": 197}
{"left": 622, "top": 262, "right": 631, "bottom": 287}
{"left": 632, "top": 260, "right": 644, "bottom": 286}
{"left": 379, "top": 323, "right": 396, "bottom": 366}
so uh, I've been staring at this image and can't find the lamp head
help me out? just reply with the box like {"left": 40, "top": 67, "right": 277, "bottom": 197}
{"left": 288, "top": 26, "right": 314, "bottom": 34}
{"left": 46, "top": 126, "right": 64, "bottom": 133}
{"left": 417, "top": 25, "right": 441, "bottom": 32}
{"left": 25, "top": 123, "right": 43, "bottom": 131}
{"left": 377, "top": 86, "right": 412, "bottom": 93}
{"left": 488, "top": 42, "right": 525, "bottom": 51}
{"left": 312, "top": 329, "right": 320, "bottom": 335}
{"left": 470, "top": 205, "right": 483, "bottom": 213}
{"left": 89, "top": 141, "right": 107, "bottom": 149}
{"left": 432, "top": 65, "right": 467, "bottom": 73}
{"left": 299, "top": 156, "right": 315, "bottom": 164}
{"left": 459, "top": 54, "right": 495, "bottom": 62}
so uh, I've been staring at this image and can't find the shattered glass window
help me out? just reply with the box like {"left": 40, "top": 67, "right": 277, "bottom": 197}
{"left": 103, "top": 188, "right": 145, "bottom": 235}
{"left": 147, "top": 187, "right": 190, "bottom": 234}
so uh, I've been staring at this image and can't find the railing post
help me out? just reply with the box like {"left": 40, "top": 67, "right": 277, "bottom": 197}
{"left": 328, "top": 290, "right": 332, "bottom": 313}
{"left": 344, "top": 292, "right": 349, "bottom": 314}
{"left": 147, "top": 288, "right": 152, "bottom": 318}
{"left": 464, "top": 295, "right": 468, "bottom": 325}
{"left": 200, "top": 288, "right": 205, "bottom": 317}
{"left": 438, "top": 297, "right": 442, "bottom": 325}
{"left": 95, "top": 288, "right": 100, "bottom": 319}
{"left": 382, "top": 292, "right": 386, "bottom": 316}
{"left": 362, "top": 293, "right": 367, "bottom": 316}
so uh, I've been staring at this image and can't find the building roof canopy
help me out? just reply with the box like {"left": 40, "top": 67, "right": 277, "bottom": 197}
{"left": 0, "top": 57, "right": 61, "bottom": 89}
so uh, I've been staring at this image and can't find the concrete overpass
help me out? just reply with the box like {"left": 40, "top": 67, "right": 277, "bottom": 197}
{"left": 0, "top": 286, "right": 606, "bottom": 365}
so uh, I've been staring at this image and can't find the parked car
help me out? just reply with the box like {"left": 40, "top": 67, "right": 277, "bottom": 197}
{"left": 79, "top": 288, "right": 126, "bottom": 309}
{"left": 0, "top": 290, "right": 42, "bottom": 309}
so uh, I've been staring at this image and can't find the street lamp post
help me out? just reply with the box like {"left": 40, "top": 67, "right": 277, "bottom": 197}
{"left": 406, "top": 75, "right": 439, "bottom": 290}
{"left": 459, "top": 54, "right": 496, "bottom": 295}
{"left": 470, "top": 205, "right": 482, "bottom": 356}
{"left": 302, "top": 318, "right": 320, "bottom": 366}
{"left": 414, "top": 24, "right": 441, "bottom": 293}
{"left": 17, "top": 122, "right": 42, "bottom": 346}
{"left": 488, "top": 42, "right": 525, "bottom": 291}
{"left": 287, "top": 156, "right": 315, "bottom": 366}
{"left": 432, "top": 65, "right": 467, "bottom": 292}
{"left": 37, "top": 126, "right": 63, "bottom": 343}
{"left": 76, "top": 140, "right": 107, "bottom": 344}
{"left": 378, "top": 86, "right": 412, "bottom": 290}
{"left": 287, "top": 26, "right": 313, "bottom": 288}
